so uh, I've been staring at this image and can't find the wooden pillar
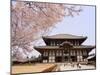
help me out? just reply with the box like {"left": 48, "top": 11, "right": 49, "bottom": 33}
{"left": 41, "top": 51, "right": 44, "bottom": 63}
{"left": 52, "top": 50, "right": 55, "bottom": 62}
{"left": 81, "top": 50, "right": 83, "bottom": 62}
{"left": 49, "top": 50, "right": 51, "bottom": 63}
{"left": 75, "top": 50, "right": 77, "bottom": 62}
{"left": 47, "top": 50, "right": 49, "bottom": 63}
{"left": 68, "top": 48, "right": 71, "bottom": 62}
{"left": 80, "top": 50, "right": 83, "bottom": 62}
{"left": 77, "top": 50, "right": 79, "bottom": 62}
{"left": 62, "top": 50, "right": 64, "bottom": 62}
{"left": 55, "top": 50, "right": 56, "bottom": 62}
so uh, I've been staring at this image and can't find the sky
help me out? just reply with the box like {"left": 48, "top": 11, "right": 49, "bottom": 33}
{"left": 49, "top": 5, "right": 95, "bottom": 45}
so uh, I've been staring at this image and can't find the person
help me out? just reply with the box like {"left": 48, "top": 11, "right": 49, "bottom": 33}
{"left": 64, "top": 63, "right": 66, "bottom": 67}
{"left": 57, "top": 66, "right": 61, "bottom": 71}
{"left": 77, "top": 62, "right": 79, "bottom": 68}
{"left": 77, "top": 62, "right": 81, "bottom": 68}
{"left": 72, "top": 63, "right": 74, "bottom": 67}
{"left": 79, "top": 63, "right": 81, "bottom": 68}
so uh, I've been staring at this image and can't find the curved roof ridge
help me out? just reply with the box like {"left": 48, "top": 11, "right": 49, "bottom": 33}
{"left": 60, "top": 41, "right": 73, "bottom": 46}
{"left": 42, "top": 33, "right": 87, "bottom": 39}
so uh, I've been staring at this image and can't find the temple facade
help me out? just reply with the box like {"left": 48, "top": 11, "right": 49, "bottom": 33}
{"left": 34, "top": 34, "right": 95, "bottom": 63}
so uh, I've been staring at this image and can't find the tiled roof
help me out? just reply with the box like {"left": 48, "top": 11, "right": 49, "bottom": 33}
{"left": 34, "top": 45, "right": 95, "bottom": 50}
{"left": 43, "top": 34, "right": 87, "bottom": 39}
{"left": 73, "top": 45, "right": 95, "bottom": 49}
{"left": 34, "top": 46, "right": 60, "bottom": 50}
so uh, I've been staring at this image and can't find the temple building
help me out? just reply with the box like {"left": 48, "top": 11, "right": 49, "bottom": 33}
{"left": 34, "top": 34, "right": 95, "bottom": 63}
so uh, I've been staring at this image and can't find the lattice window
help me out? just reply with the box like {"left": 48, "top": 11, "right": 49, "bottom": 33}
{"left": 49, "top": 56, "right": 55, "bottom": 62}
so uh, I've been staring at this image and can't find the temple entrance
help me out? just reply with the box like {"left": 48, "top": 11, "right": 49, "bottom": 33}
{"left": 42, "top": 56, "right": 48, "bottom": 63}
{"left": 64, "top": 56, "right": 68, "bottom": 61}
{"left": 63, "top": 50, "right": 70, "bottom": 62}
{"left": 55, "top": 56, "right": 62, "bottom": 62}
{"left": 71, "top": 56, "right": 77, "bottom": 62}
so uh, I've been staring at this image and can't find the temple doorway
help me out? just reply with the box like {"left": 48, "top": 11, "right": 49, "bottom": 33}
{"left": 55, "top": 56, "right": 62, "bottom": 62}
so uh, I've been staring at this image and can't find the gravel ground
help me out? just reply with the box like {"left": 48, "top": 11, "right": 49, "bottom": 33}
{"left": 56, "top": 63, "right": 95, "bottom": 71}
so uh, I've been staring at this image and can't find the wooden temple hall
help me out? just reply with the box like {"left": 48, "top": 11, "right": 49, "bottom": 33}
{"left": 34, "top": 34, "right": 95, "bottom": 63}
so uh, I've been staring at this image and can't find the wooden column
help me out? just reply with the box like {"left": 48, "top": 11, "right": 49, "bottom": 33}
{"left": 55, "top": 50, "right": 56, "bottom": 62}
{"left": 81, "top": 50, "right": 83, "bottom": 62}
{"left": 52, "top": 50, "right": 55, "bottom": 62}
{"left": 48, "top": 50, "right": 50, "bottom": 63}
{"left": 62, "top": 50, "right": 64, "bottom": 62}
{"left": 77, "top": 50, "right": 79, "bottom": 62}
{"left": 47, "top": 50, "right": 49, "bottom": 63}
{"left": 75, "top": 50, "right": 77, "bottom": 62}
{"left": 42, "top": 51, "right": 44, "bottom": 63}
{"left": 68, "top": 48, "right": 71, "bottom": 62}
{"left": 80, "top": 50, "right": 83, "bottom": 62}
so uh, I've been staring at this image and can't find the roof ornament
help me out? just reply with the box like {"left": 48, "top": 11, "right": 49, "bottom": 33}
{"left": 60, "top": 41, "right": 73, "bottom": 48}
